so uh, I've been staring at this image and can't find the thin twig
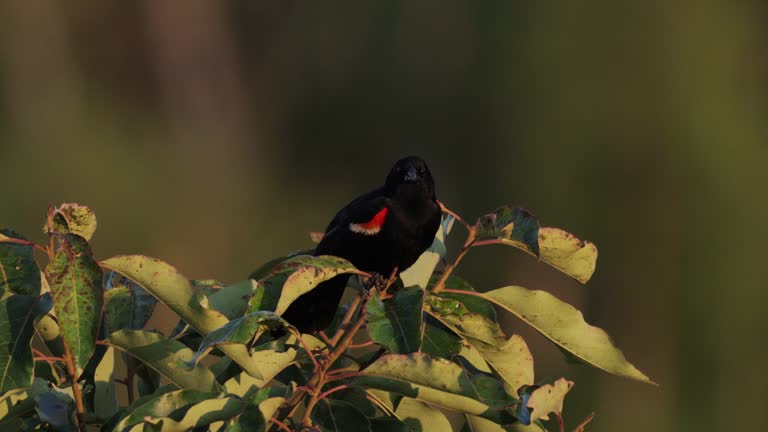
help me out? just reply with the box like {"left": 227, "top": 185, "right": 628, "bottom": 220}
{"left": 317, "top": 331, "right": 333, "bottom": 346}
{"left": 269, "top": 417, "right": 293, "bottom": 432}
{"left": 325, "top": 367, "right": 358, "bottom": 376}
{"left": 62, "top": 345, "right": 87, "bottom": 432}
{"left": 32, "top": 348, "right": 50, "bottom": 357}
{"left": 0, "top": 236, "right": 48, "bottom": 254}
{"left": 324, "top": 372, "right": 363, "bottom": 383}
{"left": 431, "top": 228, "right": 476, "bottom": 293}
{"left": 330, "top": 294, "right": 362, "bottom": 346}
{"left": 274, "top": 275, "right": 394, "bottom": 430}
{"left": 347, "top": 340, "right": 374, "bottom": 349}
{"left": 298, "top": 288, "right": 377, "bottom": 428}
{"left": 292, "top": 330, "right": 321, "bottom": 371}
{"left": 557, "top": 412, "right": 565, "bottom": 432}
{"left": 439, "top": 288, "right": 488, "bottom": 299}
{"left": 573, "top": 412, "right": 596, "bottom": 432}
{"left": 380, "top": 267, "right": 398, "bottom": 295}
{"left": 46, "top": 204, "right": 55, "bottom": 261}
{"left": 318, "top": 384, "right": 350, "bottom": 400}
{"left": 439, "top": 201, "right": 473, "bottom": 233}
{"left": 34, "top": 355, "right": 65, "bottom": 363}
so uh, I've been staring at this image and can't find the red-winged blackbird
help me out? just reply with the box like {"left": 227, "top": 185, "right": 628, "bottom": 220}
{"left": 282, "top": 156, "right": 442, "bottom": 334}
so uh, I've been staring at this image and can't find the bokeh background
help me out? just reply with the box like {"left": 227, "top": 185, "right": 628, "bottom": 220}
{"left": 2, "top": 2, "right": 767, "bottom": 431}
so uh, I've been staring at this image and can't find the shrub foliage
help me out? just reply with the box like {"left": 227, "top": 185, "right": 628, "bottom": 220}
{"left": 0, "top": 203, "right": 653, "bottom": 431}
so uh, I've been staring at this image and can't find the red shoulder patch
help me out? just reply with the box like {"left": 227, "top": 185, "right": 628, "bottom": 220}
{"left": 349, "top": 207, "right": 388, "bottom": 235}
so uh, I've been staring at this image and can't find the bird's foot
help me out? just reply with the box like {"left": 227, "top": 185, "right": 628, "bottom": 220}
{"left": 364, "top": 273, "right": 388, "bottom": 291}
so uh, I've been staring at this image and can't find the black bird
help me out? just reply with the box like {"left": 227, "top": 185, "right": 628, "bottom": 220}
{"left": 281, "top": 156, "right": 442, "bottom": 334}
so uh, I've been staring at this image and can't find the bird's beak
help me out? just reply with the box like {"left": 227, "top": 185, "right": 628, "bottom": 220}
{"left": 404, "top": 167, "right": 419, "bottom": 182}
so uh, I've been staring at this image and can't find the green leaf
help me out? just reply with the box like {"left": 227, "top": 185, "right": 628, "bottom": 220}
{"left": 366, "top": 288, "right": 425, "bottom": 353}
{"left": 106, "top": 330, "right": 219, "bottom": 392}
{"left": 247, "top": 248, "right": 316, "bottom": 281}
{"left": 173, "top": 396, "right": 246, "bottom": 430}
{"left": 101, "top": 255, "right": 262, "bottom": 379}
{"left": 134, "top": 361, "right": 162, "bottom": 397}
{"left": 430, "top": 276, "right": 496, "bottom": 320}
{"left": 465, "top": 415, "right": 547, "bottom": 432}
{"left": 395, "top": 397, "right": 452, "bottom": 431}
{"left": 426, "top": 297, "right": 533, "bottom": 393}
{"left": 207, "top": 279, "right": 259, "bottom": 319}
{"left": 327, "top": 386, "right": 378, "bottom": 417}
{"left": 0, "top": 294, "right": 52, "bottom": 391}
{"left": 34, "top": 359, "right": 66, "bottom": 387}
{"left": 465, "top": 335, "right": 534, "bottom": 395}
{"left": 484, "top": 286, "right": 654, "bottom": 384}
{"left": 523, "top": 378, "right": 573, "bottom": 422}
{"left": 474, "top": 208, "right": 598, "bottom": 284}
{"left": 456, "top": 344, "right": 491, "bottom": 374}
{"left": 247, "top": 255, "right": 366, "bottom": 316}
{"left": 45, "top": 234, "right": 103, "bottom": 375}
{"left": 537, "top": 227, "right": 597, "bottom": 284}
{"left": 476, "top": 206, "right": 540, "bottom": 256}
{"left": 400, "top": 215, "right": 454, "bottom": 288}
{"left": 425, "top": 295, "right": 469, "bottom": 318}
{"left": 370, "top": 417, "right": 410, "bottom": 432}
{"left": 113, "top": 389, "right": 215, "bottom": 432}
{"left": 421, "top": 316, "right": 462, "bottom": 359}
{"left": 358, "top": 353, "right": 518, "bottom": 423}
{"left": 45, "top": 203, "right": 98, "bottom": 241}
{"left": 312, "top": 399, "right": 372, "bottom": 432}
{"left": 426, "top": 304, "right": 506, "bottom": 347}
{"left": 35, "top": 391, "right": 77, "bottom": 432}
{"left": 104, "top": 271, "right": 157, "bottom": 332}
{"left": 0, "top": 229, "right": 41, "bottom": 296}
{"left": 188, "top": 311, "right": 288, "bottom": 366}
{"left": 0, "top": 378, "right": 50, "bottom": 427}
{"left": 223, "top": 334, "right": 325, "bottom": 395}
{"left": 238, "top": 386, "right": 291, "bottom": 429}
{"left": 94, "top": 346, "right": 119, "bottom": 420}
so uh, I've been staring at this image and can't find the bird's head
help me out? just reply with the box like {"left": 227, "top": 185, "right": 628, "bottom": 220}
{"left": 385, "top": 156, "right": 436, "bottom": 200}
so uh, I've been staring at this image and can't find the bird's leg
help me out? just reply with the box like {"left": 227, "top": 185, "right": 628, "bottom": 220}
{"left": 363, "top": 273, "right": 387, "bottom": 291}
{"left": 380, "top": 266, "right": 399, "bottom": 296}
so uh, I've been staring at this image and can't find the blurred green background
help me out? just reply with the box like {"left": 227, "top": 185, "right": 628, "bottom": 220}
{"left": 1, "top": 2, "right": 766, "bottom": 430}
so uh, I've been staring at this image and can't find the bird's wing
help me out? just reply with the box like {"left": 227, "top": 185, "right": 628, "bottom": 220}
{"left": 324, "top": 187, "right": 389, "bottom": 234}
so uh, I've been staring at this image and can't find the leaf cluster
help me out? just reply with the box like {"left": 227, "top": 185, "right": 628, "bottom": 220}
{"left": 0, "top": 202, "right": 653, "bottom": 431}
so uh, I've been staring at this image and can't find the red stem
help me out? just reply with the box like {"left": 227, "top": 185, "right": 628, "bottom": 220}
{"left": 269, "top": 417, "right": 292, "bottom": 432}
{"left": 318, "top": 384, "right": 350, "bottom": 400}
{"left": 438, "top": 201, "right": 473, "bottom": 233}
{"left": 0, "top": 237, "right": 48, "bottom": 254}
{"left": 293, "top": 330, "right": 321, "bottom": 371}
{"left": 34, "top": 355, "right": 65, "bottom": 362}
{"left": 325, "top": 372, "right": 363, "bottom": 383}
{"left": 347, "top": 340, "right": 374, "bottom": 349}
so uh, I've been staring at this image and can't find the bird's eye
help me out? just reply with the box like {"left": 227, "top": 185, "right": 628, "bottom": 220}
{"left": 418, "top": 168, "right": 426, "bottom": 175}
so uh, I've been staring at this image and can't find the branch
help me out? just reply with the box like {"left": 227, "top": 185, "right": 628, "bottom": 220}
{"left": 329, "top": 294, "right": 362, "bottom": 346}
{"left": 273, "top": 269, "right": 395, "bottom": 430}
{"left": 62, "top": 345, "right": 87, "bottom": 432}
{"left": 573, "top": 412, "right": 596, "bottom": 432}
{"left": 299, "top": 294, "right": 371, "bottom": 427}
{"left": 0, "top": 236, "right": 48, "bottom": 254}
{"left": 431, "top": 228, "right": 476, "bottom": 293}
{"left": 439, "top": 201, "right": 472, "bottom": 233}
{"left": 318, "top": 384, "right": 350, "bottom": 400}
{"left": 45, "top": 203, "right": 55, "bottom": 261}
